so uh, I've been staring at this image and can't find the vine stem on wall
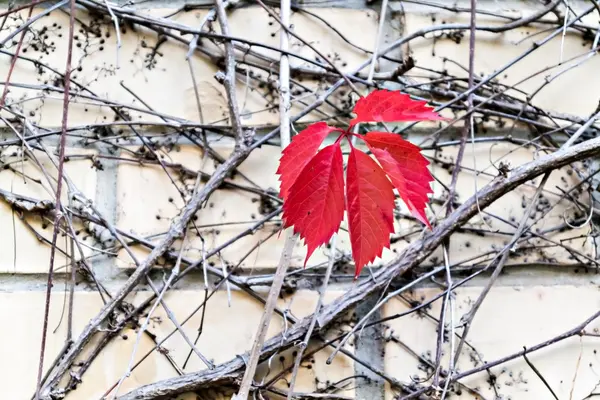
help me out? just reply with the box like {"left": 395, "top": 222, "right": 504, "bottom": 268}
{"left": 5, "top": 1, "right": 595, "bottom": 398}
{"left": 233, "top": 1, "right": 296, "bottom": 397}
{"left": 119, "top": 136, "right": 600, "bottom": 400}
{"left": 34, "top": 0, "right": 76, "bottom": 397}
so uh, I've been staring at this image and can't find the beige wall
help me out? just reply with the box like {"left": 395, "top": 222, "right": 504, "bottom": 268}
{"left": 1, "top": 1, "right": 599, "bottom": 399}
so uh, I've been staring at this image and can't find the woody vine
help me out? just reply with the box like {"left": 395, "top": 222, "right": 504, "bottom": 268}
{"left": 0, "top": 1, "right": 599, "bottom": 400}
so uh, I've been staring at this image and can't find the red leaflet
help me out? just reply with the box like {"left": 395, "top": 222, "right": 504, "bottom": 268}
{"left": 277, "top": 90, "right": 442, "bottom": 276}
{"left": 277, "top": 122, "right": 340, "bottom": 201}
{"left": 364, "top": 132, "right": 433, "bottom": 228}
{"left": 350, "top": 90, "right": 445, "bottom": 126}
{"left": 346, "top": 147, "right": 396, "bottom": 277}
{"left": 282, "top": 144, "right": 345, "bottom": 266}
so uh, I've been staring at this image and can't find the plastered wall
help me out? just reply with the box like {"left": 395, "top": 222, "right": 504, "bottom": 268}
{"left": 1, "top": 1, "right": 600, "bottom": 399}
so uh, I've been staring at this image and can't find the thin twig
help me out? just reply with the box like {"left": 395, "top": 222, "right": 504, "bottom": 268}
{"left": 214, "top": 0, "right": 247, "bottom": 148}
{"left": 366, "top": 0, "right": 388, "bottom": 82}
{"left": 34, "top": 0, "right": 76, "bottom": 396}
{"left": 279, "top": 0, "right": 291, "bottom": 148}
{"left": 522, "top": 347, "right": 560, "bottom": 400}
{"left": 287, "top": 235, "right": 337, "bottom": 400}
{"left": 232, "top": 229, "right": 298, "bottom": 400}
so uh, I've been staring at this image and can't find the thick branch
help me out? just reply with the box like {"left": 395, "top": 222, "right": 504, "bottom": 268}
{"left": 118, "top": 136, "right": 600, "bottom": 400}
{"left": 38, "top": 149, "right": 251, "bottom": 399}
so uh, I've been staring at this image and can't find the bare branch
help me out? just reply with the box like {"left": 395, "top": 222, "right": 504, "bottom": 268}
{"left": 118, "top": 136, "right": 600, "bottom": 400}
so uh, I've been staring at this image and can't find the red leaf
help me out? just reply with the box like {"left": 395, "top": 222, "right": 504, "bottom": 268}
{"left": 277, "top": 90, "right": 441, "bottom": 276}
{"left": 346, "top": 146, "right": 396, "bottom": 277}
{"left": 364, "top": 132, "right": 433, "bottom": 228}
{"left": 350, "top": 90, "right": 445, "bottom": 126}
{"left": 276, "top": 122, "right": 339, "bottom": 200}
{"left": 282, "top": 144, "right": 345, "bottom": 266}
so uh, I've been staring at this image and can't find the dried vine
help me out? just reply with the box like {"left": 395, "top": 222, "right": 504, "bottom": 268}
{"left": 0, "top": 1, "right": 599, "bottom": 400}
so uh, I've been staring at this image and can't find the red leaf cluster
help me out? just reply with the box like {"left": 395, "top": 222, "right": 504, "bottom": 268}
{"left": 277, "top": 90, "right": 443, "bottom": 277}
